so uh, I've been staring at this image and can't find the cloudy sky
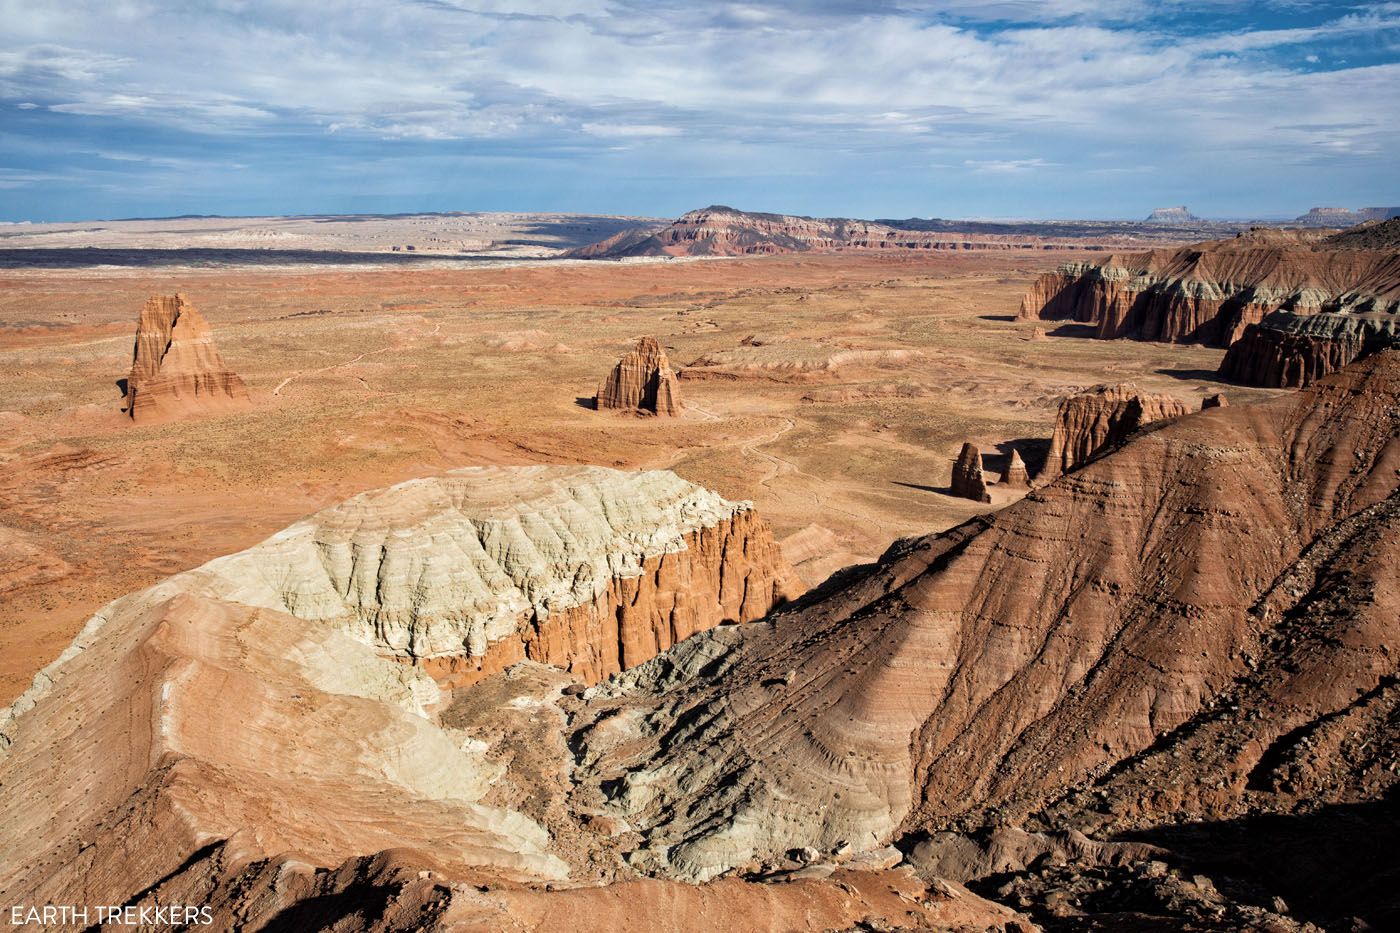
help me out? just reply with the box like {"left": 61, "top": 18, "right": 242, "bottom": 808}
{"left": 1, "top": 0, "right": 1397, "bottom": 221}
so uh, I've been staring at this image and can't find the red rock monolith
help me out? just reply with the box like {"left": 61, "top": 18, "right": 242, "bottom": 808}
{"left": 951, "top": 443, "right": 991, "bottom": 503}
{"left": 999, "top": 449, "right": 1029, "bottom": 489}
{"left": 596, "top": 336, "right": 682, "bottom": 415}
{"left": 123, "top": 294, "right": 249, "bottom": 422}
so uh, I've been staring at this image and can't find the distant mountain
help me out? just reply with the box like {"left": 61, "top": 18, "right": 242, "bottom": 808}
{"left": 1295, "top": 206, "right": 1400, "bottom": 226}
{"left": 568, "top": 205, "right": 878, "bottom": 258}
{"left": 1144, "top": 205, "right": 1198, "bottom": 224}
{"left": 567, "top": 205, "right": 1229, "bottom": 259}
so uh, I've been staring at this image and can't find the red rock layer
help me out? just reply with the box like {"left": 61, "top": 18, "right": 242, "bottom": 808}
{"left": 1041, "top": 383, "right": 1188, "bottom": 481}
{"left": 949, "top": 443, "right": 990, "bottom": 502}
{"left": 419, "top": 508, "right": 802, "bottom": 688}
{"left": 999, "top": 449, "right": 1029, "bottom": 488}
{"left": 595, "top": 336, "right": 682, "bottom": 415}
{"left": 902, "top": 352, "right": 1400, "bottom": 830}
{"left": 1219, "top": 311, "right": 1400, "bottom": 388}
{"left": 1018, "top": 232, "right": 1400, "bottom": 347}
{"left": 123, "top": 294, "right": 249, "bottom": 421}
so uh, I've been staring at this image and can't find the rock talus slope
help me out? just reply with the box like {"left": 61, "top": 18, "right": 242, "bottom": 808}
{"left": 0, "top": 465, "right": 1030, "bottom": 930}
{"left": 6, "top": 344, "right": 1399, "bottom": 927}
{"left": 596, "top": 336, "right": 682, "bottom": 415}
{"left": 123, "top": 293, "right": 250, "bottom": 421}
{"left": 1040, "top": 383, "right": 1188, "bottom": 481}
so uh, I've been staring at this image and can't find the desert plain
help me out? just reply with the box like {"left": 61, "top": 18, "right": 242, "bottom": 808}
{"left": 0, "top": 215, "right": 1276, "bottom": 705}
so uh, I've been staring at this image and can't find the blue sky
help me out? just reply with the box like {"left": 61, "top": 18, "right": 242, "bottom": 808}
{"left": 1, "top": 0, "right": 1397, "bottom": 221}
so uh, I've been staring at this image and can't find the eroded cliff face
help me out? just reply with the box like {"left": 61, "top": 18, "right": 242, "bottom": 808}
{"left": 595, "top": 336, "right": 682, "bottom": 415}
{"left": 157, "top": 466, "right": 797, "bottom": 687}
{"left": 1219, "top": 310, "right": 1400, "bottom": 388}
{"left": 123, "top": 294, "right": 250, "bottom": 421}
{"left": 1040, "top": 383, "right": 1189, "bottom": 481}
{"left": 1018, "top": 232, "right": 1400, "bottom": 355}
{"left": 0, "top": 465, "right": 812, "bottom": 928}
{"left": 419, "top": 507, "right": 797, "bottom": 688}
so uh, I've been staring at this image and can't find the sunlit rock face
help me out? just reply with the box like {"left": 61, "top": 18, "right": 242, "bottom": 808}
{"left": 123, "top": 294, "right": 250, "bottom": 421}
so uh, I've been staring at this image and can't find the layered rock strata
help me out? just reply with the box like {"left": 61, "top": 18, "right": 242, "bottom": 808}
{"left": 567, "top": 351, "right": 1400, "bottom": 918}
{"left": 1220, "top": 310, "right": 1400, "bottom": 388}
{"left": 1145, "top": 206, "right": 1198, "bottom": 224}
{"left": 1040, "top": 383, "right": 1188, "bottom": 481}
{"left": 1296, "top": 206, "right": 1400, "bottom": 226}
{"left": 5, "top": 354, "right": 1399, "bottom": 927}
{"left": 998, "top": 449, "right": 1029, "bottom": 488}
{"left": 595, "top": 336, "right": 682, "bottom": 415}
{"left": 178, "top": 466, "right": 795, "bottom": 687}
{"left": 0, "top": 466, "right": 806, "bottom": 924}
{"left": 950, "top": 443, "right": 991, "bottom": 502}
{"left": 1018, "top": 231, "right": 1400, "bottom": 351}
{"left": 123, "top": 294, "right": 250, "bottom": 421}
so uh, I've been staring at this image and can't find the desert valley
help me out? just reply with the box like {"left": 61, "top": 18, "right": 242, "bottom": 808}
{"left": 0, "top": 202, "right": 1397, "bottom": 931}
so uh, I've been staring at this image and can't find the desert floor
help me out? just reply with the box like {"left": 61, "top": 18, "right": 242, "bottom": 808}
{"left": 0, "top": 251, "right": 1279, "bottom": 703}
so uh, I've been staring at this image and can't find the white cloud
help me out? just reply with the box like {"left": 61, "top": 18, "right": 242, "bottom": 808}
{"left": 581, "top": 122, "right": 681, "bottom": 137}
{"left": 965, "top": 158, "right": 1054, "bottom": 173}
{"left": 0, "top": 0, "right": 1396, "bottom": 207}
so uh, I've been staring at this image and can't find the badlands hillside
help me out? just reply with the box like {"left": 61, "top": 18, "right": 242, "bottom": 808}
{"left": 1020, "top": 226, "right": 1400, "bottom": 388}
{"left": 3, "top": 340, "right": 1398, "bottom": 929}
{"left": 0, "top": 214, "right": 1395, "bottom": 931}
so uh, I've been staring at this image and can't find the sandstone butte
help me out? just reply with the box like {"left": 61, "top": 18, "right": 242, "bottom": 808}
{"left": 1018, "top": 227, "right": 1400, "bottom": 388}
{"left": 4, "top": 354, "right": 1399, "bottom": 928}
{"left": 1040, "top": 383, "right": 1189, "bottom": 481}
{"left": 950, "top": 442, "right": 991, "bottom": 502}
{"left": 123, "top": 293, "right": 250, "bottom": 421}
{"left": 595, "top": 336, "right": 683, "bottom": 416}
